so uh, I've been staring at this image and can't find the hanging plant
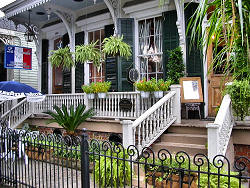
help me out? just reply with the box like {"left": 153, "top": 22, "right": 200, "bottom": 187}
{"left": 102, "top": 35, "right": 132, "bottom": 59}
{"left": 49, "top": 47, "right": 74, "bottom": 69}
{"left": 75, "top": 41, "right": 102, "bottom": 67}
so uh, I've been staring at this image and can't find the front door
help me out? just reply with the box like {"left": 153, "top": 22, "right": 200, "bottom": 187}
{"left": 207, "top": 44, "right": 231, "bottom": 117}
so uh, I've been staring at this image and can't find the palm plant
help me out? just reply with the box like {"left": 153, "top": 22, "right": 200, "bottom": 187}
{"left": 44, "top": 104, "right": 95, "bottom": 135}
{"left": 187, "top": 0, "right": 249, "bottom": 81}
{"left": 48, "top": 47, "right": 74, "bottom": 69}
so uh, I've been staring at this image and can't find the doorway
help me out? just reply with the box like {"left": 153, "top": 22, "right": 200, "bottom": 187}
{"left": 207, "top": 44, "right": 231, "bottom": 117}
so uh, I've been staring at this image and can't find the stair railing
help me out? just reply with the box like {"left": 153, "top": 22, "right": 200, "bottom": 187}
{"left": 122, "top": 85, "right": 181, "bottom": 153}
{"left": 0, "top": 100, "right": 12, "bottom": 118}
{"left": 1, "top": 99, "right": 32, "bottom": 129}
{"left": 207, "top": 94, "right": 235, "bottom": 160}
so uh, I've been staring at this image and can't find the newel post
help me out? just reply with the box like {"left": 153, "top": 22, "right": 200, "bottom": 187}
{"left": 170, "top": 84, "right": 181, "bottom": 124}
{"left": 206, "top": 123, "right": 220, "bottom": 161}
{"left": 122, "top": 120, "right": 134, "bottom": 148}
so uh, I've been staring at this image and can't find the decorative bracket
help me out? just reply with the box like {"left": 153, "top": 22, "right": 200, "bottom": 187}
{"left": 104, "top": 0, "right": 121, "bottom": 34}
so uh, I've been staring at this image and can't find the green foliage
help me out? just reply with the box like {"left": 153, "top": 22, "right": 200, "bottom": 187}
{"left": 187, "top": 0, "right": 250, "bottom": 81}
{"left": 151, "top": 78, "right": 172, "bottom": 91}
{"left": 225, "top": 79, "right": 250, "bottom": 120}
{"left": 44, "top": 104, "right": 95, "bottom": 133}
{"left": 49, "top": 47, "right": 74, "bottom": 69}
{"left": 75, "top": 41, "right": 102, "bottom": 68}
{"left": 91, "top": 81, "right": 111, "bottom": 93}
{"left": 102, "top": 35, "right": 132, "bottom": 59}
{"left": 134, "top": 78, "right": 154, "bottom": 92}
{"left": 166, "top": 47, "right": 184, "bottom": 84}
{"left": 141, "top": 156, "right": 239, "bottom": 187}
{"left": 81, "top": 84, "right": 94, "bottom": 94}
{"left": 94, "top": 148, "right": 131, "bottom": 187}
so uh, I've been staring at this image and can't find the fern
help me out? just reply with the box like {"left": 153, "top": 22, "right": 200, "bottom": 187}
{"left": 48, "top": 47, "right": 74, "bottom": 69}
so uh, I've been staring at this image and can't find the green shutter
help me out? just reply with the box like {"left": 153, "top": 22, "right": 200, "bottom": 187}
{"left": 62, "top": 33, "right": 71, "bottom": 93}
{"left": 41, "top": 39, "right": 49, "bottom": 94}
{"left": 162, "top": 10, "right": 179, "bottom": 78}
{"left": 75, "top": 31, "right": 85, "bottom": 93}
{"left": 185, "top": 3, "right": 203, "bottom": 77}
{"left": 185, "top": 3, "right": 204, "bottom": 117}
{"left": 117, "top": 18, "right": 134, "bottom": 91}
{"left": 104, "top": 24, "right": 118, "bottom": 91}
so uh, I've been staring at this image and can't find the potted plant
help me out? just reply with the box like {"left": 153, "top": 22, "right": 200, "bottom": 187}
{"left": 102, "top": 35, "right": 132, "bottom": 59}
{"left": 75, "top": 41, "right": 102, "bottom": 67}
{"left": 44, "top": 104, "right": 95, "bottom": 136}
{"left": 134, "top": 78, "right": 154, "bottom": 98}
{"left": 82, "top": 84, "right": 95, "bottom": 99}
{"left": 49, "top": 46, "right": 74, "bottom": 69}
{"left": 151, "top": 79, "right": 172, "bottom": 98}
{"left": 92, "top": 81, "right": 111, "bottom": 99}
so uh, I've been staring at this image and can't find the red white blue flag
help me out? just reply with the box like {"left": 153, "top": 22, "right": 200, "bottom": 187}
{"left": 4, "top": 45, "right": 32, "bottom": 70}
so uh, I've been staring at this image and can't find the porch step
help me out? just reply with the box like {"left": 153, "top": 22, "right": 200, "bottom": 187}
{"left": 152, "top": 142, "right": 207, "bottom": 156}
{"left": 160, "top": 133, "right": 207, "bottom": 145}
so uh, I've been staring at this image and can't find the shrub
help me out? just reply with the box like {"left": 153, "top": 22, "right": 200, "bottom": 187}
{"left": 166, "top": 47, "right": 184, "bottom": 84}
{"left": 225, "top": 79, "right": 250, "bottom": 120}
{"left": 94, "top": 147, "right": 131, "bottom": 187}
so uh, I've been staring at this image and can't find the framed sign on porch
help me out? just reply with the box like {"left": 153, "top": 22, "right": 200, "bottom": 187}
{"left": 180, "top": 77, "right": 203, "bottom": 103}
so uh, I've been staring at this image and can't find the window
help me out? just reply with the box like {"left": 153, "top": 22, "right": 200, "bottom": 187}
{"left": 88, "top": 29, "right": 105, "bottom": 83}
{"left": 138, "top": 17, "right": 163, "bottom": 80}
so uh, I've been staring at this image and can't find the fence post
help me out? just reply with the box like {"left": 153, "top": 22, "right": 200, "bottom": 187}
{"left": 81, "top": 129, "right": 90, "bottom": 188}
{"left": 122, "top": 120, "right": 134, "bottom": 148}
{"left": 206, "top": 123, "right": 220, "bottom": 161}
{"left": 170, "top": 84, "right": 181, "bottom": 124}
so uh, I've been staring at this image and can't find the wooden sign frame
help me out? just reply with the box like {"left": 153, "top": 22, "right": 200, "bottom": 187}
{"left": 180, "top": 77, "right": 203, "bottom": 103}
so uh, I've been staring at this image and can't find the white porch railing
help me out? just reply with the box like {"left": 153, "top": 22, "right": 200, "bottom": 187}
{"left": 34, "top": 93, "right": 85, "bottom": 113}
{"left": 122, "top": 85, "right": 181, "bottom": 153}
{"left": 88, "top": 92, "right": 164, "bottom": 119}
{"left": 206, "top": 94, "right": 235, "bottom": 160}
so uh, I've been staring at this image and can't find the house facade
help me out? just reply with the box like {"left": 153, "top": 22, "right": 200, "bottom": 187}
{"left": 1, "top": 0, "right": 218, "bottom": 118}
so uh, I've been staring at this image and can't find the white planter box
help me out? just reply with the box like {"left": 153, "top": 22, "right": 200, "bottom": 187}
{"left": 154, "top": 91, "right": 164, "bottom": 98}
{"left": 98, "top": 93, "right": 107, "bottom": 99}
{"left": 87, "top": 93, "right": 95, "bottom": 99}
{"left": 140, "top": 91, "right": 150, "bottom": 98}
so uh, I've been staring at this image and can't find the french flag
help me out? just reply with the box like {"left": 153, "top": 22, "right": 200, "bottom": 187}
{"left": 4, "top": 45, "right": 32, "bottom": 70}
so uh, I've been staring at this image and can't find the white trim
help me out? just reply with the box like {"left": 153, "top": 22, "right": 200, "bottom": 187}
{"left": 4, "top": 0, "right": 51, "bottom": 18}
{"left": 76, "top": 13, "right": 113, "bottom": 32}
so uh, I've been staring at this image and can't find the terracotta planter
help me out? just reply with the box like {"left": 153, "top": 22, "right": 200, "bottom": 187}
{"left": 25, "top": 146, "right": 53, "bottom": 161}
{"left": 98, "top": 92, "right": 107, "bottom": 99}
{"left": 146, "top": 171, "right": 197, "bottom": 188}
{"left": 140, "top": 91, "right": 150, "bottom": 98}
{"left": 87, "top": 93, "right": 95, "bottom": 99}
{"left": 154, "top": 91, "right": 164, "bottom": 98}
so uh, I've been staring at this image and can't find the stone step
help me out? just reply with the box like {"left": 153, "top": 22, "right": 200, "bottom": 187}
{"left": 167, "top": 125, "right": 207, "bottom": 135}
{"left": 152, "top": 142, "right": 207, "bottom": 156}
{"left": 160, "top": 133, "right": 207, "bottom": 145}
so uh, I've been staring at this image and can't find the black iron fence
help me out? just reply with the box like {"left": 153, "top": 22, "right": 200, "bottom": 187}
{"left": 0, "top": 126, "right": 249, "bottom": 188}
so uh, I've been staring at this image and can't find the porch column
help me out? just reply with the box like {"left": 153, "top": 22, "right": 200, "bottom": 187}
{"left": 45, "top": 4, "right": 76, "bottom": 93}
{"left": 174, "top": 0, "right": 186, "bottom": 69}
